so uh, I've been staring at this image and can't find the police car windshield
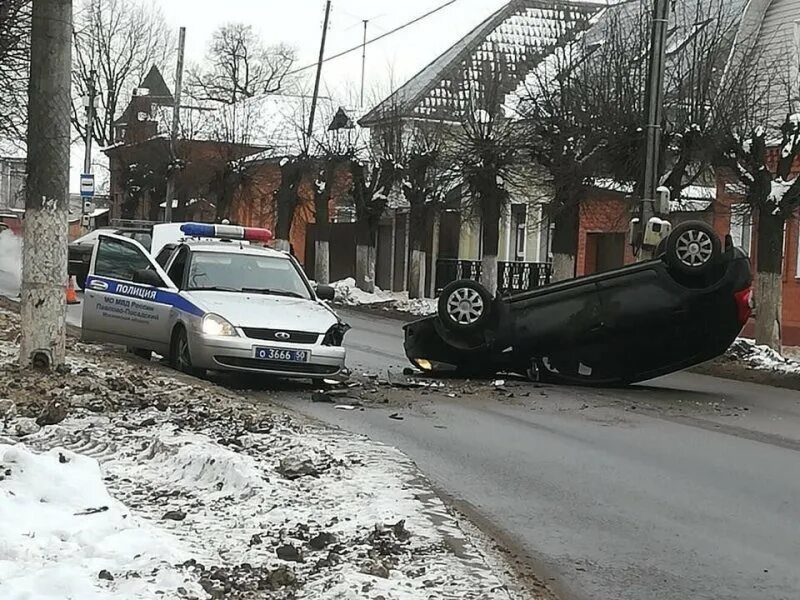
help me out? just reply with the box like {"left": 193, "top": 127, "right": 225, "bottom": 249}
{"left": 186, "top": 252, "right": 311, "bottom": 299}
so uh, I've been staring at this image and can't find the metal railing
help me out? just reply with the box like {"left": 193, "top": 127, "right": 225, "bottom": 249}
{"left": 436, "top": 259, "right": 552, "bottom": 295}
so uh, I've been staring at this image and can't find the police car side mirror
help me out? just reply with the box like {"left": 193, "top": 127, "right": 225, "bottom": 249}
{"left": 316, "top": 285, "right": 335, "bottom": 302}
{"left": 132, "top": 268, "right": 164, "bottom": 288}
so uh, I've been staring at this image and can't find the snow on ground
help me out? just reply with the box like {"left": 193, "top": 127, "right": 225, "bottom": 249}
{"left": 0, "top": 444, "right": 203, "bottom": 600}
{"left": 0, "top": 307, "right": 519, "bottom": 600}
{"left": 726, "top": 338, "right": 800, "bottom": 375}
{"left": 332, "top": 278, "right": 436, "bottom": 317}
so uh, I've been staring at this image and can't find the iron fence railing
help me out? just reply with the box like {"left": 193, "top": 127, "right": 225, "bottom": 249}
{"left": 436, "top": 259, "right": 552, "bottom": 295}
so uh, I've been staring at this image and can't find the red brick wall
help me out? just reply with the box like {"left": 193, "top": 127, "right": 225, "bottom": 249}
{"left": 576, "top": 191, "right": 635, "bottom": 276}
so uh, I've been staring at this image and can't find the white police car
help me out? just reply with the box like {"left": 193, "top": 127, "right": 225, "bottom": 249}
{"left": 81, "top": 223, "right": 349, "bottom": 380}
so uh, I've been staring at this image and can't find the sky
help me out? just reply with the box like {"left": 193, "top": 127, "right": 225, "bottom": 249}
{"left": 156, "top": 0, "right": 509, "bottom": 103}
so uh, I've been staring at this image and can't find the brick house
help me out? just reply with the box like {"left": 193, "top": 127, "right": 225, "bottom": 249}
{"left": 104, "top": 67, "right": 352, "bottom": 267}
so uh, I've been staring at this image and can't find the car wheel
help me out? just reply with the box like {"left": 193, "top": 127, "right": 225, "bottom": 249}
{"left": 665, "top": 221, "right": 721, "bottom": 276}
{"left": 170, "top": 326, "right": 204, "bottom": 377}
{"left": 438, "top": 280, "right": 493, "bottom": 333}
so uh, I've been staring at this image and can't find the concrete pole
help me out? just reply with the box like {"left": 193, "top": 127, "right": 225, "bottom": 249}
{"left": 164, "top": 27, "right": 186, "bottom": 223}
{"left": 638, "top": 0, "right": 670, "bottom": 259}
{"left": 360, "top": 20, "right": 368, "bottom": 108}
{"left": 307, "top": 0, "right": 332, "bottom": 145}
{"left": 20, "top": 0, "right": 73, "bottom": 369}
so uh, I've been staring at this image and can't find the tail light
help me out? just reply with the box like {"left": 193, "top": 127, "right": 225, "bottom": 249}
{"left": 734, "top": 288, "right": 754, "bottom": 326}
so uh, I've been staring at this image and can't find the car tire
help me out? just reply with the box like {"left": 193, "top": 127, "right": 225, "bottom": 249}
{"left": 170, "top": 326, "right": 204, "bottom": 378}
{"left": 438, "top": 280, "right": 493, "bottom": 333}
{"left": 665, "top": 221, "right": 721, "bottom": 276}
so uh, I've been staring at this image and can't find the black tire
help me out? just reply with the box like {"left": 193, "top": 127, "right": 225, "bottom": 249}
{"left": 437, "top": 279, "right": 493, "bottom": 333}
{"left": 664, "top": 221, "right": 721, "bottom": 276}
{"left": 655, "top": 237, "right": 668, "bottom": 257}
{"left": 170, "top": 326, "right": 204, "bottom": 377}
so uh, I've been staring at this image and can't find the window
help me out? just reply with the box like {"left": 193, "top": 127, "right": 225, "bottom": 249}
{"left": 512, "top": 204, "right": 527, "bottom": 261}
{"left": 729, "top": 205, "right": 752, "bottom": 254}
{"left": 155, "top": 244, "right": 177, "bottom": 268}
{"left": 94, "top": 237, "right": 153, "bottom": 282}
{"left": 167, "top": 248, "right": 189, "bottom": 289}
{"left": 186, "top": 251, "right": 311, "bottom": 299}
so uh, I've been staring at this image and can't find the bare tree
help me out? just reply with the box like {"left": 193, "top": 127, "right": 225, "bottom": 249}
{"left": 185, "top": 25, "right": 296, "bottom": 225}
{"left": 402, "top": 124, "right": 454, "bottom": 298}
{"left": 187, "top": 24, "right": 295, "bottom": 104}
{"left": 450, "top": 62, "right": 526, "bottom": 295}
{"left": 0, "top": 0, "right": 30, "bottom": 148}
{"left": 348, "top": 126, "right": 402, "bottom": 293}
{"left": 72, "top": 0, "right": 173, "bottom": 148}
{"left": 726, "top": 116, "right": 800, "bottom": 350}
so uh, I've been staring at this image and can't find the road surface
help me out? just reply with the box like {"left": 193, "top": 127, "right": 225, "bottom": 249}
{"left": 282, "top": 310, "right": 800, "bottom": 600}
{"left": 10, "top": 293, "right": 800, "bottom": 600}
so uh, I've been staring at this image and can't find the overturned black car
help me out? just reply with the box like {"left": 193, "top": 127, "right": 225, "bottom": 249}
{"left": 404, "top": 221, "right": 753, "bottom": 386}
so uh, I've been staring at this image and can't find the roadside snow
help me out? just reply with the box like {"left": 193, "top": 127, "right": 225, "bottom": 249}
{"left": 332, "top": 278, "right": 436, "bottom": 317}
{"left": 0, "top": 306, "right": 520, "bottom": 600}
{"left": 0, "top": 444, "right": 202, "bottom": 600}
{"left": 726, "top": 338, "right": 800, "bottom": 374}
{"left": 0, "top": 230, "right": 21, "bottom": 299}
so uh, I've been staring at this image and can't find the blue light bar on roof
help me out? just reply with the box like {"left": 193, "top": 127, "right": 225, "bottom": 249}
{"left": 179, "top": 223, "right": 273, "bottom": 243}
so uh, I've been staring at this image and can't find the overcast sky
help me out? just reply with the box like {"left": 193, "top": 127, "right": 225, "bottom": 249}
{"left": 156, "top": 0, "right": 509, "bottom": 102}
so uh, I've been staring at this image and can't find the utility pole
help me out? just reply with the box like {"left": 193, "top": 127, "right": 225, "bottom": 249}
{"left": 307, "top": 0, "right": 332, "bottom": 144}
{"left": 81, "top": 69, "right": 97, "bottom": 235}
{"left": 164, "top": 26, "right": 186, "bottom": 224}
{"left": 360, "top": 20, "right": 369, "bottom": 108}
{"left": 83, "top": 69, "right": 96, "bottom": 175}
{"left": 20, "top": 0, "right": 73, "bottom": 369}
{"left": 638, "top": 0, "right": 670, "bottom": 258}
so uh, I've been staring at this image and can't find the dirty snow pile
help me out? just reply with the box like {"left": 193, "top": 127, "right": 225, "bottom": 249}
{"left": 0, "top": 307, "right": 518, "bottom": 600}
{"left": 725, "top": 338, "right": 800, "bottom": 374}
{"left": 332, "top": 278, "right": 436, "bottom": 317}
{"left": 0, "top": 445, "right": 203, "bottom": 600}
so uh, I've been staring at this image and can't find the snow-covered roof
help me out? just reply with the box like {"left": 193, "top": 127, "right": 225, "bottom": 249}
{"left": 361, "top": 0, "right": 601, "bottom": 125}
{"left": 508, "top": 0, "right": 750, "bottom": 114}
{"left": 593, "top": 178, "right": 716, "bottom": 211}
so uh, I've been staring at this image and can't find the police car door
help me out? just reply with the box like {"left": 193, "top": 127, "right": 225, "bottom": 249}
{"left": 82, "top": 233, "right": 175, "bottom": 352}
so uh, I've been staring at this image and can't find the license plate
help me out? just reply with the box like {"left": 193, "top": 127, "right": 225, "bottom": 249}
{"left": 254, "top": 347, "right": 309, "bottom": 363}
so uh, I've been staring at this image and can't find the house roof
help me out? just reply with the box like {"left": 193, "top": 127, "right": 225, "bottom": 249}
{"left": 139, "top": 66, "right": 175, "bottom": 106}
{"left": 360, "top": 0, "right": 602, "bottom": 125}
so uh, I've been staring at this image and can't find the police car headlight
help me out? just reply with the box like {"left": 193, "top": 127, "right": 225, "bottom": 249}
{"left": 202, "top": 314, "right": 238, "bottom": 337}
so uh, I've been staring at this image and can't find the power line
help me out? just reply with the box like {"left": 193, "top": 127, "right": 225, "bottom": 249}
{"left": 286, "top": 0, "right": 460, "bottom": 77}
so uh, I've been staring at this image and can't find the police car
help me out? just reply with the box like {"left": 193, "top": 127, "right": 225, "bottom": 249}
{"left": 81, "top": 223, "right": 349, "bottom": 381}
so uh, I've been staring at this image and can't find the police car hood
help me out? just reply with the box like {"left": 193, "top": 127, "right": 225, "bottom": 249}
{"left": 188, "top": 291, "right": 338, "bottom": 332}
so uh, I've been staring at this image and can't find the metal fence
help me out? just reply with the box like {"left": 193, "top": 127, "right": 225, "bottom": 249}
{"left": 436, "top": 259, "right": 552, "bottom": 295}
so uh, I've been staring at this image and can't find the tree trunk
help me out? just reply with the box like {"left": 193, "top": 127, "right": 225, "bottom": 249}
{"left": 20, "top": 0, "right": 72, "bottom": 369}
{"left": 355, "top": 221, "right": 376, "bottom": 293}
{"left": 551, "top": 201, "right": 579, "bottom": 282}
{"left": 315, "top": 238, "right": 330, "bottom": 285}
{"left": 754, "top": 209, "right": 784, "bottom": 351}
{"left": 407, "top": 203, "right": 428, "bottom": 299}
{"left": 481, "top": 200, "right": 501, "bottom": 296}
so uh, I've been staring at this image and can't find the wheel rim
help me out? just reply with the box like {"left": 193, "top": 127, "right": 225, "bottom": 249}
{"left": 675, "top": 229, "right": 714, "bottom": 268}
{"left": 177, "top": 334, "right": 191, "bottom": 371}
{"left": 446, "top": 288, "right": 485, "bottom": 325}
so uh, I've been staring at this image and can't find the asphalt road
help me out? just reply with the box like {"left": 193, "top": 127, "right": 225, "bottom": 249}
{"left": 282, "top": 310, "right": 800, "bottom": 600}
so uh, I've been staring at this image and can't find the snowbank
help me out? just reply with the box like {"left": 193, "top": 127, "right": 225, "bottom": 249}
{"left": 726, "top": 338, "right": 800, "bottom": 375}
{"left": 0, "top": 444, "right": 201, "bottom": 600}
{"left": 332, "top": 278, "right": 436, "bottom": 317}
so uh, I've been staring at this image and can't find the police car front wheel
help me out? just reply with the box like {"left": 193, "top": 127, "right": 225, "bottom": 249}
{"left": 170, "top": 326, "right": 204, "bottom": 378}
